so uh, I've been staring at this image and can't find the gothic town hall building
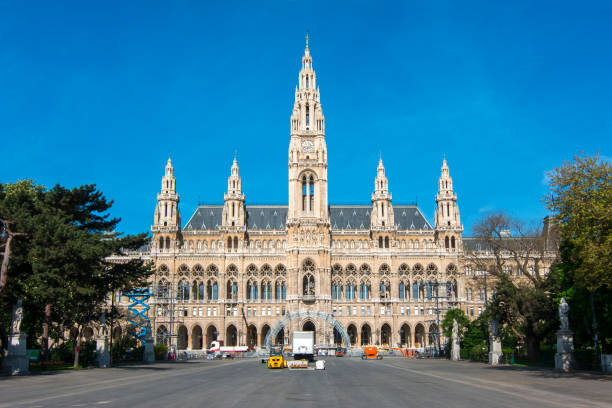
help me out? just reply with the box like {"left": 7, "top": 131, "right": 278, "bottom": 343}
{"left": 148, "top": 41, "right": 476, "bottom": 352}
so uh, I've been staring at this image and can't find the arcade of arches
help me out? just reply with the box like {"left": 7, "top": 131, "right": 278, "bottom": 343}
{"left": 165, "top": 321, "right": 440, "bottom": 350}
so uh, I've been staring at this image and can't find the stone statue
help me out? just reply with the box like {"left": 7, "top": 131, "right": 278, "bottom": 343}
{"left": 99, "top": 312, "right": 108, "bottom": 336}
{"left": 559, "top": 298, "right": 570, "bottom": 331}
{"left": 489, "top": 319, "right": 498, "bottom": 337}
{"left": 451, "top": 319, "right": 460, "bottom": 361}
{"left": 11, "top": 299, "right": 23, "bottom": 334}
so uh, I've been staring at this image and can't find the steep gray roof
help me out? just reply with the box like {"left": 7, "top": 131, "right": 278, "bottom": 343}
{"left": 184, "top": 205, "right": 288, "bottom": 231}
{"left": 329, "top": 205, "right": 432, "bottom": 230}
{"left": 184, "top": 205, "right": 431, "bottom": 231}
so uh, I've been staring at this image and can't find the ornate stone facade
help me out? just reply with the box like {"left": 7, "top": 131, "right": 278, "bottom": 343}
{"left": 146, "top": 41, "right": 486, "bottom": 352}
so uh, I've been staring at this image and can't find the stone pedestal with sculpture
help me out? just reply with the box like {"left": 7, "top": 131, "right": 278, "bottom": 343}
{"left": 2, "top": 300, "right": 29, "bottom": 376}
{"left": 144, "top": 321, "right": 155, "bottom": 363}
{"left": 96, "top": 335, "right": 110, "bottom": 368}
{"left": 488, "top": 319, "right": 502, "bottom": 366}
{"left": 96, "top": 312, "right": 110, "bottom": 368}
{"left": 554, "top": 298, "right": 574, "bottom": 372}
{"left": 450, "top": 319, "right": 460, "bottom": 361}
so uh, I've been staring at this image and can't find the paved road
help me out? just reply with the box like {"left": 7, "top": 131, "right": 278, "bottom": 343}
{"left": 0, "top": 358, "right": 610, "bottom": 408}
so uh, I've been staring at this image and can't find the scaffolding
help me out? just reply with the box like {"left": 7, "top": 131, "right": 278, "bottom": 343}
{"left": 150, "top": 281, "right": 183, "bottom": 353}
{"left": 424, "top": 281, "right": 460, "bottom": 356}
{"left": 124, "top": 288, "right": 152, "bottom": 345}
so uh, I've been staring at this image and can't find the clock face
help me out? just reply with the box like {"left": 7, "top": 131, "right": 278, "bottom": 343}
{"left": 302, "top": 140, "right": 314, "bottom": 152}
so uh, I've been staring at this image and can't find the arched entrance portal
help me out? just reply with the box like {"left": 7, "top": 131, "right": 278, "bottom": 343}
{"left": 381, "top": 323, "right": 391, "bottom": 346}
{"left": 400, "top": 324, "right": 411, "bottom": 347}
{"left": 192, "top": 325, "right": 203, "bottom": 350}
{"left": 247, "top": 325, "right": 257, "bottom": 348}
{"left": 361, "top": 324, "right": 371, "bottom": 346}
{"left": 226, "top": 325, "right": 237, "bottom": 346}
{"left": 263, "top": 310, "right": 352, "bottom": 349}
{"left": 275, "top": 328, "right": 285, "bottom": 345}
{"left": 333, "top": 327, "right": 342, "bottom": 346}
{"left": 206, "top": 325, "right": 217, "bottom": 348}
{"left": 261, "top": 325, "right": 270, "bottom": 346}
{"left": 156, "top": 325, "right": 169, "bottom": 346}
{"left": 415, "top": 324, "right": 426, "bottom": 348}
{"left": 302, "top": 320, "right": 316, "bottom": 344}
{"left": 177, "top": 325, "right": 188, "bottom": 350}
{"left": 347, "top": 325, "right": 357, "bottom": 346}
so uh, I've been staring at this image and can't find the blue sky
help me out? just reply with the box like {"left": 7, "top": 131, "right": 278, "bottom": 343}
{"left": 1, "top": 1, "right": 610, "bottom": 236}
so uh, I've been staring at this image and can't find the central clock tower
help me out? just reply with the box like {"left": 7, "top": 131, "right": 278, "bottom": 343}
{"left": 287, "top": 36, "right": 329, "bottom": 226}
{"left": 287, "top": 37, "right": 331, "bottom": 313}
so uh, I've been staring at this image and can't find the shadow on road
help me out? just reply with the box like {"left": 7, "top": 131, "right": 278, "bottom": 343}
{"left": 486, "top": 364, "right": 611, "bottom": 381}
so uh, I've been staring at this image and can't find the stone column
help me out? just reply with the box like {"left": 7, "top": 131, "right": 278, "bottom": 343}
{"left": 488, "top": 320, "right": 502, "bottom": 365}
{"left": 3, "top": 332, "right": 29, "bottom": 375}
{"left": 96, "top": 335, "right": 110, "bottom": 368}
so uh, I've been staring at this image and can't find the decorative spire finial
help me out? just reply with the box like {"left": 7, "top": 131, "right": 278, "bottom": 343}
{"left": 305, "top": 31, "right": 309, "bottom": 48}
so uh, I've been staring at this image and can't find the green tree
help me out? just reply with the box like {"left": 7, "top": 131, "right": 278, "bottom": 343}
{"left": 1, "top": 182, "right": 151, "bottom": 367}
{"left": 468, "top": 212, "right": 560, "bottom": 362}
{"left": 545, "top": 153, "right": 612, "bottom": 364}
{"left": 441, "top": 308, "right": 470, "bottom": 339}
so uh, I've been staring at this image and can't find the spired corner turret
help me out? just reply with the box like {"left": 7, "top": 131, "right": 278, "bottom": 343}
{"left": 371, "top": 157, "right": 394, "bottom": 229}
{"left": 434, "top": 157, "right": 463, "bottom": 250}
{"left": 221, "top": 156, "right": 246, "bottom": 252}
{"left": 152, "top": 157, "right": 181, "bottom": 251}
{"left": 222, "top": 156, "right": 246, "bottom": 229}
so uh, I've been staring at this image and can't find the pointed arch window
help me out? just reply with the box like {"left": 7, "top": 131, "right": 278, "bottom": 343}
{"left": 412, "top": 282, "right": 419, "bottom": 300}
{"left": 276, "top": 281, "right": 286, "bottom": 300}
{"left": 207, "top": 279, "right": 218, "bottom": 300}
{"left": 303, "top": 274, "right": 315, "bottom": 295}
{"left": 302, "top": 175, "right": 307, "bottom": 211}
{"left": 451, "top": 236, "right": 456, "bottom": 249}
{"left": 345, "top": 281, "right": 355, "bottom": 300}
{"left": 309, "top": 175, "right": 314, "bottom": 211}
{"left": 305, "top": 103, "right": 310, "bottom": 127}
{"left": 360, "top": 280, "right": 370, "bottom": 300}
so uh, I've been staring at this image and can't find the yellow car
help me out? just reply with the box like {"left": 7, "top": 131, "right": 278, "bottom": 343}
{"left": 267, "top": 346, "right": 287, "bottom": 369}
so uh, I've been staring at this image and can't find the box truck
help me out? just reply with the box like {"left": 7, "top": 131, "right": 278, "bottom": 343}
{"left": 292, "top": 331, "right": 314, "bottom": 362}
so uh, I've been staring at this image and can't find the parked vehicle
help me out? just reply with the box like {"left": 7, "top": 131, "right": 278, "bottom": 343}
{"left": 292, "top": 331, "right": 315, "bottom": 362}
{"left": 335, "top": 347, "right": 346, "bottom": 357}
{"left": 361, "top": 346, "right": 383, "bottom": 360}
{"left": 267, "top": 345, "right": 287, "bottom": 369}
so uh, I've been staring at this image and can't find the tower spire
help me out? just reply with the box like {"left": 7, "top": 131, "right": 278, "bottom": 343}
{"left": 371, "top": 158, "right": 393, "bottom": 229}
{"left": 435, "top": 156, "right": 463, "bottom": 250}
{"left": 223, "top": 156, "right": 245, "bottom": 229}
{"left": 152, "top": 157, "right": 181, "bottom": 251}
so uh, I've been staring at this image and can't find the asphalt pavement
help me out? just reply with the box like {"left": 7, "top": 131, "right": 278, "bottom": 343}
{"left": 0, "top": 357, "right": 610, "bottom": 408}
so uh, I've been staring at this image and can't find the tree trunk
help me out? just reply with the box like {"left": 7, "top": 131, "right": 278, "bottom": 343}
{"left": 0, "top": 234, "right": 14, "bottom": 294}
{"left": 73, "top": 328, "right": 82, "bottom": 368}
{"left": 590, "top": 291, "right": 601, "bottom": 370}
{"left": 525, "top": 333, "right": 540, "bottom": 363}
{"left": 40, "top": 303, "right": 52, "bottom": 361}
